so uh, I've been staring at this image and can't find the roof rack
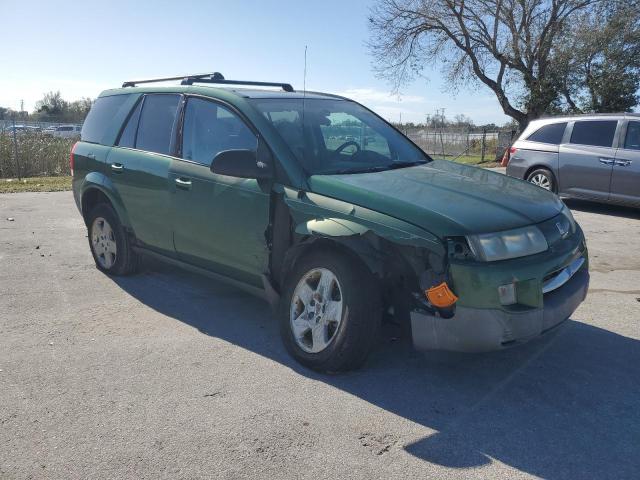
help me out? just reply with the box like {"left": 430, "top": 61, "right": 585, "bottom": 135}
{"left": 122, "top": 72, "right": 294, "bottom": 92}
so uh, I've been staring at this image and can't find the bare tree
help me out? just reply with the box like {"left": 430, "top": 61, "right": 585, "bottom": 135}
{"left": 368, "top": 0, "right": 605, "bottom": 131}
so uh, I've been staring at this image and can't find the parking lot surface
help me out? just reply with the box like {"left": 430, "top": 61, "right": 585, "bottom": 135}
{"left": 1, "top": 191, "right": 639, "bottom": 479}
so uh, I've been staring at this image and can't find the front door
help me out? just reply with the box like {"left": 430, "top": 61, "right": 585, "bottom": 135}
{"left": 558, "top": 120, "right": 619, "bottom": 201}
{"left": 169, "top": 96, "right": 271, "bottom": 287}
{"left": 610, "top": 120, "right": 640, "bottom": 206}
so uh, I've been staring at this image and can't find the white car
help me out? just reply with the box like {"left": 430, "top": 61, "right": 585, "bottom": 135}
{"left": 52, "top": 125, "right": 82, "bottom": 139}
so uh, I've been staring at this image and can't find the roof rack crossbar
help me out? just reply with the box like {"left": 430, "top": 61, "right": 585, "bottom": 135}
{"left": 122, "top": 72, "right": 222, "bottom": 88}
{"left": 122, "top": 72, "right": 294, "bottom": 92}
{"left": 185, "top": 78, "right": 294, "bottom": 92}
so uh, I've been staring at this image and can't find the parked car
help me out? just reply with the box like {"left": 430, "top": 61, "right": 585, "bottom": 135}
{"left": 52, "top": 125, "right": 82, "bottom": 138}
{"left": 71, "top": 73, "right": 589, "bottom": 372}
{"left": 506, "top": 113, "right": 640, "bottom": 207}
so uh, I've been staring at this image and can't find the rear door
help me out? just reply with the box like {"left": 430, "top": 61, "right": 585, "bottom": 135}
{"left": 169, "top": 96, "right": 271, "bottom": 286}
{"left": 610, "top": 120, "right": 640, "bottom": 206}
{"left": 106, "top": 93, "right": 181, "bottom": 256}
{"left": 558, "top": 119, "right": 620, "bottom": 201}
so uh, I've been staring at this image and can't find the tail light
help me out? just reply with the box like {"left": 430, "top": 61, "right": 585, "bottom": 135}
{"left": 501, "top": 146, "right": 517, "bottom": 167}
{"left": 70, "top": 142, "right": 78, "bottom": 176}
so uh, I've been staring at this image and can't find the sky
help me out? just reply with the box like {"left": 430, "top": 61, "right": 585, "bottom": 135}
{"left": 0, "top": 0, "right": 510, "bottom": 125}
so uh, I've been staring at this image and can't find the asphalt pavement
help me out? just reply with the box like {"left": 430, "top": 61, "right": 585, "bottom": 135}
{"left": 1, "top": 191, "right": 639, "bottom": 479}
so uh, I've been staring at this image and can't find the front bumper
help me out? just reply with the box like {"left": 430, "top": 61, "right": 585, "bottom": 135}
{"left": 410, "top": 260, "right": 589, "bottom": 353}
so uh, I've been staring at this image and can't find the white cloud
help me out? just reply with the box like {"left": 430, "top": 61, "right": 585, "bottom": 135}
{"left": 331, "top": 87, "right": 433, "bottom": 123}
{"left": 336, "top": 88, "right": 426, "bottom": 105}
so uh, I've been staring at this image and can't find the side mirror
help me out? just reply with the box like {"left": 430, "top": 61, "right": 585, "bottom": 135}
{"left": 210, "top": 139, "right": 273, "bottom": 180}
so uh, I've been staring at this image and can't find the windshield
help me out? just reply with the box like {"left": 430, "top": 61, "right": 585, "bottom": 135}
{"left": 249, "top": 98, "right": 429, "bottom": 175}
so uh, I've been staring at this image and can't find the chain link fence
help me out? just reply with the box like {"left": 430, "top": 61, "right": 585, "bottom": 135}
{"left": 404, "top": 126, "right": 517, "bottom": 164}
{"left": 0, "top": 119, "right": 517, "bottom": 179}
{"left": 0, "top": 120, "right": 79, "bottom": 178}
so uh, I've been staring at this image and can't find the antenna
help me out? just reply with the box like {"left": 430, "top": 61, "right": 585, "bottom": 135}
{"left": 303, "top": 45, "right": 308, "bottom": 94}
{"left": 302, "top": 45, "right": 308, "bottom": 137}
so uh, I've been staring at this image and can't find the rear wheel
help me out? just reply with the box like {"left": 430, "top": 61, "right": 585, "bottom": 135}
{"left": 527, "top": 168, "right": 556, "bottom": 192}
{"left": 279, "top": 248, "right": 381, "bottom": 372}
{"left": 87, "top": 203, "right": 138, "bottom": 275}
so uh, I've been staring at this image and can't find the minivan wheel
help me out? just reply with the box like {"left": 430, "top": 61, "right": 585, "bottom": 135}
{"left": 279, "top": 249, "right": 381, "bottom": 372}
{"left": 527, "top": 168, "right": 555, "bottom": 192}
{"left": 87, "top": 203, "right": 138, "bottom": 275}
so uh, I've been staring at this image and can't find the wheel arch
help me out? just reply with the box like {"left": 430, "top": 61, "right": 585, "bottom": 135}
{"left": 80, "top": 175, "right": 132, "bottom": 229}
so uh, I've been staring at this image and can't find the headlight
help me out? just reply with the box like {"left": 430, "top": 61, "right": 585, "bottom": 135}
{"left": 466, "top": 226, "right": 548, "bottom": 262}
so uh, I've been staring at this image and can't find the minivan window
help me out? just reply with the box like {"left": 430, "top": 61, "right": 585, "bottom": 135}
{"left": 118, "top": 99, "right": 143, "bottom": 148}
{"left": 624, "top": 121, "right": 640, "bottom": 150}
{"left": 81, "top": 95, "right": 130, "bottom": 144}
{"left": 136, "top": 94, "right": 181, "bottom": 155}
{"left": 181, "top": 97, "right": 257, "bottom": 166}
{"left": 570, "top": 120, "right": 617, "bottom": 148}
{"left": 526, "top": 122, "right": 567, "bottom": 144}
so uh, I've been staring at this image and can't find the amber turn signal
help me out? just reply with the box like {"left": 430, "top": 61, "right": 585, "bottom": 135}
{"left": 426, "top": 282, "right": 458, "bottom": 308}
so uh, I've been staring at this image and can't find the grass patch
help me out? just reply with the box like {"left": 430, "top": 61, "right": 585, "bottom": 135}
{"left": 0, "top": 176, "right": 72, "bottom": 193}
{"left": 431, "top": 154, "right": 501, "bottom": 168}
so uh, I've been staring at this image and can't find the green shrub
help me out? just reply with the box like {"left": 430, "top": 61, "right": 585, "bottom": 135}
{"left": 0, "top": 132, "right": 75, "bottom": 178}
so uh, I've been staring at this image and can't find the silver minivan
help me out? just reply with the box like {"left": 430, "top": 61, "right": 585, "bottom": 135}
{"left": 506, "top": 113, "right": 640, "bottom": 207}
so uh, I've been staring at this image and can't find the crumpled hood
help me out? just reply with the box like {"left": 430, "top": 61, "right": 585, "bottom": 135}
{"left": 308, "top": 160, "right": 564, "bottom": 237}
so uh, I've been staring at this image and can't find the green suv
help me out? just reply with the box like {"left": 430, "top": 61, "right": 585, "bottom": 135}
{"left": 72, "top": 72, "right": 589, "bottom": 372}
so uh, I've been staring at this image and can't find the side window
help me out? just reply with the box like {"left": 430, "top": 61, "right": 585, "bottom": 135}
{"left": 118, "top": 99, "right": 143, "bottom": 148}
{"left": 624, "top": 121, "right": 640, "bottom": 150}
{"left": 181, "top": 98, "right": 257, "bottom": 166}
{"left": 526, "top": 122, "right": 567, "bottom": 144}
{"left": 136, "top": 94, "right": 181, "bottom": 155}
{"left": 81, "top": 95, "right": 131, "bottom": 144}
{"left": 570, "top": 120, "right": 617, "bottom": 148}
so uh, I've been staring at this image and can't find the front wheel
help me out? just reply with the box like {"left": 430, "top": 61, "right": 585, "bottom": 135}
{"left": 279, "top": 249, "right": 381, "bottom": 372}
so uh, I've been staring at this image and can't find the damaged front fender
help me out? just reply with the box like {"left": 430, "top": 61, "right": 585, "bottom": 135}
{"left": 284, "top": 187, "right": 444, "bottom": 254}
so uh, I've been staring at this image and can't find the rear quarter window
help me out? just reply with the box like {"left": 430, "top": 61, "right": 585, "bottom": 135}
{"left": 570, "top": 120, "right": 617, "bottom": 148}
{"left": 526, "top": 122, "right": 567, "bottom": 144}
{"left": 81, "top": 95, "right": 131, "bottom": 144}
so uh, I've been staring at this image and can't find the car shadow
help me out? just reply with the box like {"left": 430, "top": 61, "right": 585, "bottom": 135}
{"left": 564, "top": 198, "right": 640, "bottom": 220}
{"left": 110, "top": 258, "right": 640, "bottom": 479}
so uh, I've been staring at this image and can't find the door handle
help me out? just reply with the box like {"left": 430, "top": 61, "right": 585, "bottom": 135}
{"left": 614, "top": 159, "right": 632, "bottom": 167}
{"left": 598, "top": 157, "right": 615, "bottom": 165}
{"left": 87, "top": 153, "right": 96, "bottom": 159}
{"left": 175, "top": 177, "right": 192, "bottom": 189}
{"left": 111, "top": 163, "right": 124, "bottom": 173}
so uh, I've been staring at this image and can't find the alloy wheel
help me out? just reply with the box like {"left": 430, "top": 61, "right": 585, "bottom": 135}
{"left": 91, "top": 216, "right": 117, "bottom": 269}
{"left": 290, "top": 268, "right": 344, "bottom": 353}
{"left": 529, "top": 173, "right": 551, "bottom": 190}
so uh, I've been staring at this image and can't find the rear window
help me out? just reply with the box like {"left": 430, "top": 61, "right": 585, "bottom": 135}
{"left": 135, "top": 94, "right": 180, "bottom": 155}
{"left": 624, "top": 121, "right": 640, "bottom": 150}
{"left": 81, "top": 95, "right": 131, "bottom": 144}
{"left": 570, "top": 120, "right": 617, "bottom": 148}
{"left": 526, "top": 122, "right": 567, "bottom": 144}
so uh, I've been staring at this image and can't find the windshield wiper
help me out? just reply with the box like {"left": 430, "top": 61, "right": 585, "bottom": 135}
{"left": 324, "top": 161, "right": 427, "bottom": 175}
{"left": 387, "top": 161, "right": 427, "bottom": 170}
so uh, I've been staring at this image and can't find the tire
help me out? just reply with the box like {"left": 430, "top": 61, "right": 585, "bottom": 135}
{"left": 527, "top": 168, "right": 556, "bottom": 193}
{"left": 279, "top": 248, "right": 382, "bottom": 372}
{"left": 86, "top": 203, "right": 138, "bottom": 276}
